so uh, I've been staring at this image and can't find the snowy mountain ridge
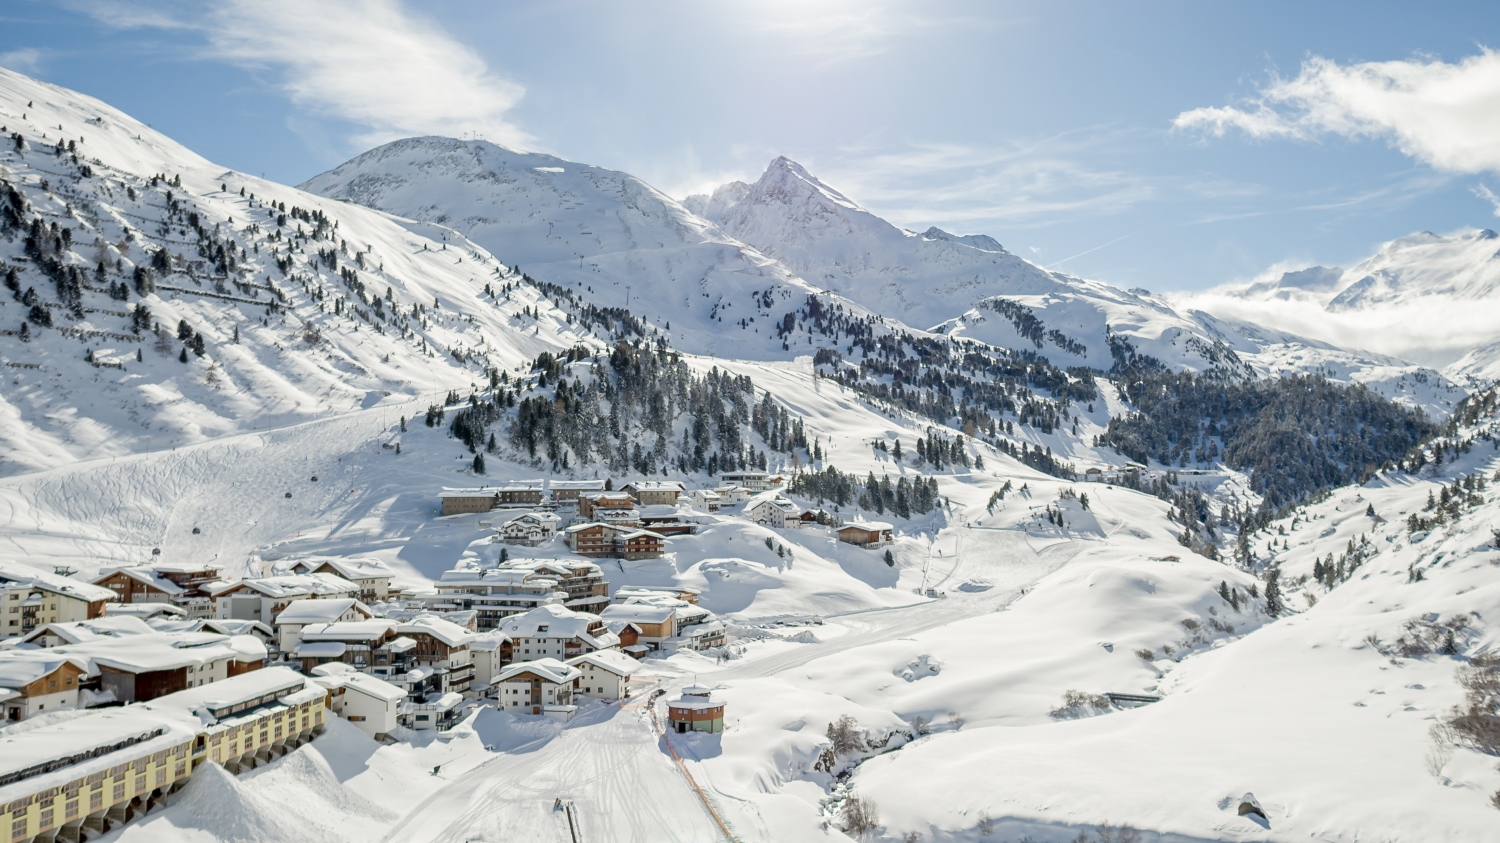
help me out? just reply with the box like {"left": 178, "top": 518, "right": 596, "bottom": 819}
{"left": 1187, "top": 228, "right": 1500, "bottom": 385}
{"left": 696, "top": 157, "right": 1466, "bottom": 416}
{"left": 298, "top": 139, "right": 839, "bottom": 361}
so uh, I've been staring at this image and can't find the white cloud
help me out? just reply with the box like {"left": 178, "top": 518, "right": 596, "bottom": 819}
{"left": 0, "top": 48, "right": 44, "bottom": 74}
{"left": 1176, "top": 49, "right": 1500, "bottom": 175}
{"left": 70, "top": 0, "right": 531, "bottom": 151}
{"left": 1177, "top": 289, "right": 1500, "bottom": 369}
{"left": 1473, "top": 183, "right": 1500, "bottom": 217}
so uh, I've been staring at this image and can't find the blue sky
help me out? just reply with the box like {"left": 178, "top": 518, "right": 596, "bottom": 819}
{"left": 4, "top": 1, "right": 1500, "bottom": 292}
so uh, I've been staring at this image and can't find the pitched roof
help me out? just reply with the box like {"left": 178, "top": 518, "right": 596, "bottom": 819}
{"left": 311, "top": 668, "right": 405, "bottom": 702}
{"left": 624, "top": 480, "right": 686, "bottom": 492}
{"left": 273, "top": 598, "right": 371, "bottom": 625}
{"left": 0, "top": 562, "right": 117, "bottom": 603}
{"left": 841, "top": 520, "right": 894, "bottom": 531}
{"left": 209, "top": 573, "right": 360, "bottom": 599}
{"left": 0, "top": 657, "right": 80, "bottom": 691}
{"left": 94, "top": 566, "right": 186, "bottom": 595}
{"left": 292, "top": 557, "right": 393, "bottom": 580}
{"left": 566, "top": 649, "right": 641, "bottom": 677}
{"left": 296, "top": 620, "right": 397, "bottom": 641}
{"left": 497, "top": 604, "right": 601, "bottom": 640}
{"left": 600, "top": 603, "right": 675, "bottom": 625}
{"left": 493, "top": 657, "right": 580, "bottom": 686}
{"left": 396, "top": 615, "right": 474, "bottom": 647}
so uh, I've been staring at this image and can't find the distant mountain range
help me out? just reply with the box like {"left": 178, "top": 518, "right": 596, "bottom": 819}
{"left": 305, "top": 141, "right": 1470, "bottom": 416}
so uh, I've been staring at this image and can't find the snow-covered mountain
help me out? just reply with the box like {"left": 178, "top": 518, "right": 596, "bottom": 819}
{"left": 702, "top": 157, "right": 1464, "bottom": 414}
{"left": 1189, "top": 228, "right": 1500, "bottom": 385}
{"left": 299, "top": 140, "right": 827, "bottom": 359}
{"left": 0, "top": 68, "right": 599, "bottom": 475}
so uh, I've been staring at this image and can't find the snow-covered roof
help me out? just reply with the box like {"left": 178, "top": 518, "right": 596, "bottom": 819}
{"left": 624, "top": 480, "right": 686, "bottom": 492}
{"left": 397, "top": 614, "right": 474, "bottom": 646}
{"left": 292, "top": 557, "right": 393, "bottom": 580}
{"left": 549, "top": 480, "right": 607, "bottom": 490}
{"left": 273, "top": 597, "right": 370, "bottom": 625}
{"left": 503, "top": 511, "right": 562, "bottom": 526}
{"left": 469, "top": 632, "right": 511, "bottom": 651}
{"left": 94, "top": 566, "right": 186, "bottom": 595}
{"left": 841, "top": 520, "right": 894, "bottom": 531}
{"left": 438, "top": 487, "right": 501, "bottom": 498}
{"left": 0, "top": 707, "right": 196, "bottom": 803}
{"left": 209, "top": 573, "right": 360, "bottom": 599}
{"left": 638, "top": 504, "right": 683, "bottom": 518}
{"left": 0, "top": 656, "right": 79, "bottom": 691}
{"left": 107, "top": 602, "right": 187, "bottom": 620}
{"left": 134, "top": 665, "right": 310, "bottom": 718}
{"left": 493, "top": 657, "right": 581, "bottom": 686}
{"left": 312, "top": 668, "right": 405, "bottom": 703}
{"left": 21, "top": 615, "right": 157, "bottom": 645}
{"left": 566, "top": 649, "right": 641, "bottom": 677}
{"left": 297, "top": 620, "right": 397, "bottom": 641}
{"left": 0, "top": 562, "right": 117, "bottom": 603}
{"left": 601, "top": 603, "right": 675, "bottom": 625}
{"left": 498, "top": 604, "right": 602, "bottom": 640}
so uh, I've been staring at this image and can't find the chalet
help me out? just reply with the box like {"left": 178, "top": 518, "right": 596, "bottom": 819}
{"left": 600, "top": 603, "right": 676, "bottom": 650}
{"left": 289, "top": 557, "right": 393, "bottom": 603}
{"left": 1084, "top": 467, "right": 1104, "bottom": 482}
{"left": 498, "top": 511, "right": 562, "bottom": 545}
{"left": 690, "top": 489, "right": 722, "bottom": 512}
{"left": 438, "top": 487, "right": 499, "bottom": 516}
{"left": 0, "top": 657, "right": 86, "bottom": 722}
{"left": 494, "top": 481, "right": 545, "bottom": 507}
{"left": 563, "top": 523, "right": 668, "bottom": 560}
{"left": 566, "top": 650, "right": 640, "bottom": 700}
{"left": 622, "top": 480, "right": 686, "bottom": 507}
{"left": 837, "top": 521, "right": 895, "bottom": 548}
{"left": 496, "top": 604, "right": 619, "bottom": 665}
{"left": 397, "top": 615, "right": 476, "bottom": 697}
{"left": 289, "top": 619, "right": 399, "bottom": 673}
{"left": 492, "top": 658, "right": 581, "bottom": 719}
{"left": 610, "top": 525, "right": 668, "bottom": 559}
{"left": 577, "top": 491, "right": 637, "bottom": 521}
{"left": 667, "top": 684, "right": 724, "bottom": 733}
{"left": 1, "top": 563, "right": 116, "bottom": 638}
{"left": 548, "top": 479, "right": 606, "bottom": 505}
{"left": 720, "top": 471, "right": 774, "bottom": 491}
{"left": 273, "top": 598, "right": 372, "bottom": 652}
{"left": 210, "top": 574, "right": 359, "bottom": 624}
{"left": 638, "top": 505, "right": 697, "bottom": 536}
{"left": 310, "top": 663, "right": 403, "bottom": 740}
{"left": 746, "top": 496, "right": 804, "bottom": 529}
{"left": 92, "top": 564, "right": 223, "bottom": 618}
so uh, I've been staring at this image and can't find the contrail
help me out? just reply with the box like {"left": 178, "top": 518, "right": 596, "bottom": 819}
{"left": 1044, "top": 233, "right": 1132, "bottom": 270}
